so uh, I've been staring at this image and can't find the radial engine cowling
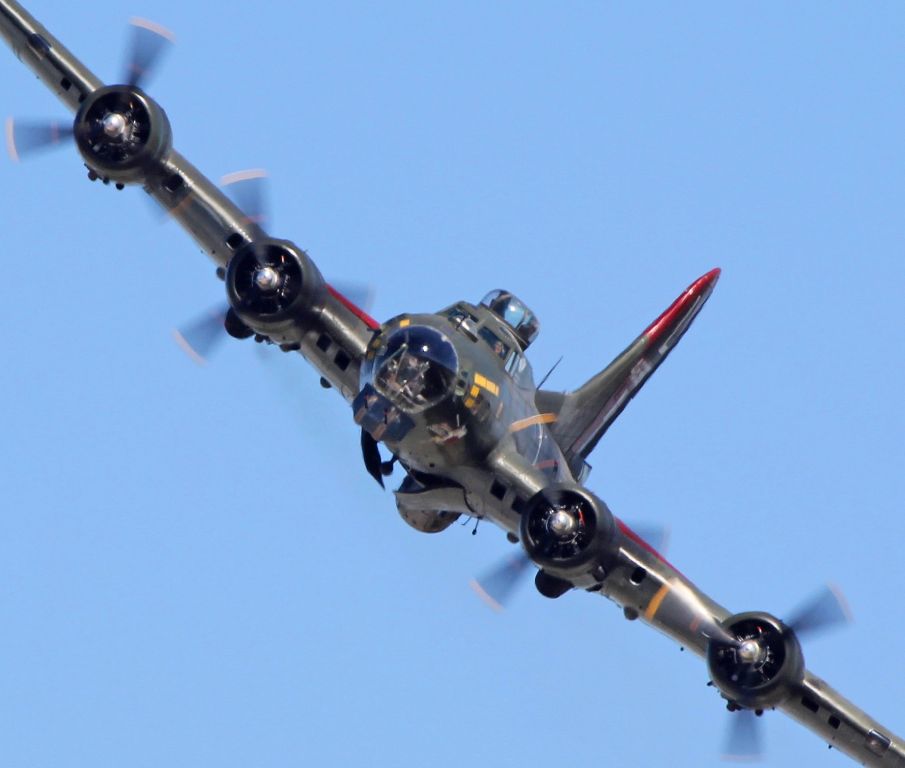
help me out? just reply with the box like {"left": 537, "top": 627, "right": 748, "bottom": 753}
{"left": 225, "top": 239, "right": 324, "bottom": 344}
{"left": 519, "top": 484, "right": 615, "bottom": 586}
{"left": 707, "top": 611, "right": 805, "bottom": 710}
{"left": 74, "top": 85, "right": 172, "bottom": 184}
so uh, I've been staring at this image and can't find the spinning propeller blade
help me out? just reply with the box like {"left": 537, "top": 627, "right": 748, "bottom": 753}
{"left": 723, "top": 709, "right": 763, "bottom": 762}
{"left": 173, "top": 282, "right": 374, "bottom": 364}
{"left": 622, "top": 521, "right": 671, "bottom": 555}
{"left": 221, "top": 168, "right": 270, "bottom": 228}
{"left": 8, "top": 19, "right": 171, "bottom": 165}
{"left": 332, "top": 283, "right": 377, "bottom": 317}
{"left": 219, "top": 168, "right": 379, "bottom": 324}
{"left": 713, "top": 583, "right": 852, "bottom": 761}
{"left": 472, "top": 520, "right": 672, "bottom": 612}
{"left": 785, "top": 582, "right": 852, "bottom": 639}
{"left": 5, "top": 117, "right": 73, "bottom": 161}
{"left": 172, "top": 305, "right": 229, "bottom": 365}
{"left": 470, "top": 552, "right": 533, "bottom": 611}
{"left": 124, "top": 17, "right": 174, "bottom": 88}
{"left": 175, "top": 170, "right": 375, "bottom": 360}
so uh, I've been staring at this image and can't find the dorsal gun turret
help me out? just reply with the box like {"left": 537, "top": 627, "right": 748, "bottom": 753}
{"left": 479, "top": 290, "right": 540, "bottom": 350}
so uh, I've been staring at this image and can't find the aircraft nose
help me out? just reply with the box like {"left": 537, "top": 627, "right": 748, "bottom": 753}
{"left": 368, "top": 325, "right": 459, "bottom": 414}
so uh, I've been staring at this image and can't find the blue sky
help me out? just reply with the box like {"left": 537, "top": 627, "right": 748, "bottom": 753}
{"left": 1, "top": 2, "right": 903, "bottom": 767}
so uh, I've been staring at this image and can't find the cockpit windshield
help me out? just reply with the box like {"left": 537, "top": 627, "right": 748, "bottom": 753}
{"left": 479, "top": 290, "right": 540, "bottom": 348}
{"left": 365, "top": 326, "right": 459, "bottom": 414}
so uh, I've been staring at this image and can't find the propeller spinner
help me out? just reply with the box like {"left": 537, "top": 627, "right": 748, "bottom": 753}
{"left": 711, "top": 583, "right": 853, "bottom": 761}
{"left": 6, "top": 18, "right": 173, "bottom": 165}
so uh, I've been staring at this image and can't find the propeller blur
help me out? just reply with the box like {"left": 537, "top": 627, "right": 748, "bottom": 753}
{"left": 0, "top": 2, "right": 901, "bottom": 766}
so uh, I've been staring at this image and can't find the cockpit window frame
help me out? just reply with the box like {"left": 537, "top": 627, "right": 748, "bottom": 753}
{"left": 478, "top": 290, "right": 540, "bottom": 349}
{"left": 444, "top": 304, "right": 479, "bottom": 342}
{"left": 478, "top": 325, "right": 511, "bottom": 361}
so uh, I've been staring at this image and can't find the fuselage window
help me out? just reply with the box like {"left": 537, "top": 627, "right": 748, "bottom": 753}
{"left": 446, "top": 307, "right": 479, "bottom": 341}
{"left": 479, "top": 326, "right": 510, "bottom": 360}
{"left": 505, "top": 351, "right": 523, "bottom": 377}
{"left": 447, "top": 306, "right": 477, "bottom": 323}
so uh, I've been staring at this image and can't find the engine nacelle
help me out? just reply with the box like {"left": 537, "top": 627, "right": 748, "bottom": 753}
{"left": 707, "top": 611, "right": 805, "bottom": 710}
{"left": 225, "top": 239, "right": 325, "bottom": 344}
{"left": 519, "top": 484, "right": 615, "bottom": 585}
{"left": 74, "top": 85, "right": 172, "bottom": 184}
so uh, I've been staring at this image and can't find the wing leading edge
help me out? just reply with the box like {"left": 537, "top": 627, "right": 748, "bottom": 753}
{"left": 783, "top": 672, "right": 905, "bottom": 766}
{"left": 0, "top": 0, "right": 378, "bottom": 401}
{"left": 3, "top": 3, "right": 903, "bottom": 765}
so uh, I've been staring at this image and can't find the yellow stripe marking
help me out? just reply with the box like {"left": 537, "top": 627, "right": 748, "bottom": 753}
{"left": 644, "top": 583, "right": 670, "bottom": 621}
{"left": 474, "top": 373, "right": 499, "bottom": 396}
{"left": 399, "top": 318, "right": 411, "bottom": 328}
{"left": 469, "top": 385, "right": 480, "bottom": 398}
{"left": 464, "top": 397, "right": 476, "bottom": 409}
{"left": 509, "top": 412, "right": 558, "bottom": 433}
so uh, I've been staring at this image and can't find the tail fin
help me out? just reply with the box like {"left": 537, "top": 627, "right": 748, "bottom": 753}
{"left": 537, "top": 268, "right": 720, "bottom": 477}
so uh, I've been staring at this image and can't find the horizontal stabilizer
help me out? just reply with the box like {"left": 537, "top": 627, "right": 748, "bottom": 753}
{"left": 538, "top": 268, "right": 720, "bottom": 476}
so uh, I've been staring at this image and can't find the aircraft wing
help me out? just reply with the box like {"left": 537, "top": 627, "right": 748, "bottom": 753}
{"left": 536, "top": 268, "right": 720, "bottom": 476}
{"left": 0, "top": 0, "right": 378, "bottom": 402}
{"left": 5, "top": 4, "right": 903, "bottom": 766}
{"left": 781, "top": 672, "right": 904, "bottom": 766}
{"left": 487, "top": 445, "right": 904, "bottom": 767}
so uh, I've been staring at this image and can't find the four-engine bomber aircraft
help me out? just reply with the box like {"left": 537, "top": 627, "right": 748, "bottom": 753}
{"left": 1, "top": 1, "right": 901, "bottom": 764}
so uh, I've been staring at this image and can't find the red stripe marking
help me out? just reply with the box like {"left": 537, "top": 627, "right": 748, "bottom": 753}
{"left": 644, "top": 267, "right": 721, "bottom": 346}
{"left": 616, "top": 518, "right": 685, "bottom": 578}
{"left": 327, "top": 284, "right": 380, "bottom": 330}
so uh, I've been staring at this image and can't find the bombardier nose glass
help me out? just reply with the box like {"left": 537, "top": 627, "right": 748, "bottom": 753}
{"left": 370, "top": 327, "right": 459, "bottom": 414}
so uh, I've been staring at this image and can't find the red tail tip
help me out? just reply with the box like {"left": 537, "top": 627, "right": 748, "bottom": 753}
{"left": 685, "top": 267, "right": 721, "bottom": 298}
